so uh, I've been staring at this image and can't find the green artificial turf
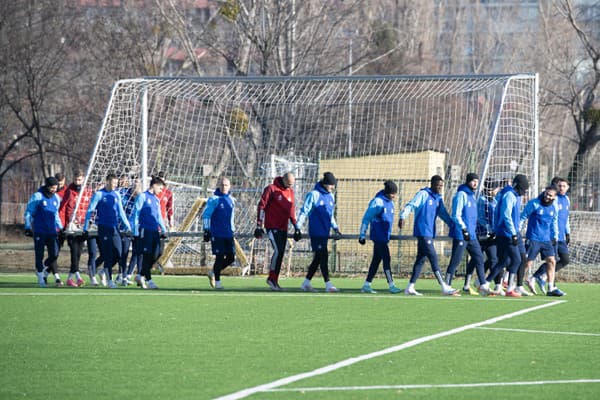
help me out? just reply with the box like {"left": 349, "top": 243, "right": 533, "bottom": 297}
{"left": 0, "top": 274, "right": 598, "bottom": 399}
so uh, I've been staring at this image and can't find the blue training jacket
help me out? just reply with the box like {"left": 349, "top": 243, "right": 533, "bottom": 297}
{"left": 131, "top": 190, "right": 167, "bottom": 236}
{"left": 202, "top": 189, "right": 235, "bottom": 238}
{"left": 117, "top": 186, "right": 137, "bottom": 231}
{"left": 24, "top": 187, "right": 63, "bottom": 234}
{"left": 450, "top": 183, "right": 477, "bottom": 240}
{"left": 494, "top": 185, "right": 521, "bottom": 238}
{"left": 556, "top": 193, "right": 570, "bottom": 241}
{"left": 519, "top": 193, "right": 558, "bottom": 242}
{"left": 476, "top": 195, "right": 497, "bottom": 237}
{"left": 400, "top": 187, "right": 452, "bottom": 238}
{"left": 297, "top": 182, "right": 339, "bottom": 238}
{"left": 360, "top": 190, "right": 395, "bottom": 242}
{"left": 84, "top": 188, "right": 131, "bottom": 231}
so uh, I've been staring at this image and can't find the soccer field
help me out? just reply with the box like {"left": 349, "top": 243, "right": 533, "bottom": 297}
{"left": 1, "top": 274, "right": 599, "bottom": 400}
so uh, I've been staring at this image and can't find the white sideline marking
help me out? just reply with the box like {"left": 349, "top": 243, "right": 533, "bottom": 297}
{"left": 477, "top": 326, "right": 600, "bottom": 337}
{"left": 265, "top": 379, "right": 600, "bottom": 392}
{"left": 212, "top": 300, "right": 565, "bottom": 400}
{"left": 0, "top": 291, "right": 553, "bottom": 302}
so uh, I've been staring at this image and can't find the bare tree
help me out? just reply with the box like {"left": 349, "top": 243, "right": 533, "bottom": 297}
{"left": 0, "top": 1, "right": 90, "bottom": 226}
{"left": 556, "top": 0, "right": 600, "bottom": 187}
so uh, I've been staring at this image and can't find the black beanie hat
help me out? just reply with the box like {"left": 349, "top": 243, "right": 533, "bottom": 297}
{"left": 513, "top": 174, "right": 529, "bottom": 195}
{"left": 383, "top": 180, "right": 398, "bottom": 195}
{"left": 466, "top": 173, "right": 479, "bottom": 184}
{"left": 45, "top": 176, "right": 59, "bottom": 187}
{"left": 321, "top": 172, "right": 337, "bottom": 186}
{"left": 430, "top": 175, "right": 443, "bottom": 186}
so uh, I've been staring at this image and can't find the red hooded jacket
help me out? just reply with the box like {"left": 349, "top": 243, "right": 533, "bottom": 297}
{"left": 156, "top": 187, "right": 174, "bottom": 226}
{"left": 59, "top": 183, "right": 92, "bottom": 228}
{"left": 257, "top": 177, "right": 297, "bottom": 231}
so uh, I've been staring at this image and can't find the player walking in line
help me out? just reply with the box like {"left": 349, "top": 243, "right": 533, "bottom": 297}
{"left": 83, "top": 173, "right": 132, "bottom": 288}
{"left": 202, "top": 177, "right": 236, "bottom": 290}
{"left": 485, "top": 174, "right": 529, "bottom": 298}
{"left": 519, "top": 186, "right": 565, "bottom": 297}
{"left": 124, "top": 177, "right": 143, "bottom": 283}
{"left": 55, "top": 172, "right": 68, "bottom": 201}
{"left": 59, "top": 170, "right": 91, "bottom": 287}
{"left": 254, "top": 172, "right": 301, "bottom": 291}
{"left": 296, "top": 172, "right": 342, "bottom": 293}
{"left": 473, "top": 179, "right": 503, "bottom": 295}
{"left": 54, "top": 172, "right": 68, "bottom": 249}
{"left": 529, "top": 177, "right": 571, "bottom": 294}
{"left": 24, "top": 176, "right": 64, "bottom": 287}
{"left": 444, "top": 173, "right": 491, "bottom": 295}
{"left": 398, "top": 175, "right": 457, "bottom": 296}
{"left": 130, "top": 176, "right": 168, "bottom": 289}
{"left": 358, "top": 180, "right": 401, "bottom": 294}
{"left": 115, "top": 174, "right": 139, "bottom": 286}
{"left": 155, "top": 171, "right": 174, "bottom": 230}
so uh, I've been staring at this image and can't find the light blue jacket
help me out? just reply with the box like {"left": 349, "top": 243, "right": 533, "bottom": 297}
{"left": 360, "top": 190, "right": 394, "bottom": 242}
{"left": 400, "top": 187, "right": 452, "bottom": 238}
{"left": 24, "top": 187, "right": 63, "bottom": 234}
{"left": 297, "top": 182, "right": 338, "bottom": 238}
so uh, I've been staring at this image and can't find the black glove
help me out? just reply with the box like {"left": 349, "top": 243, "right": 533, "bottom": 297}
{"left": 511, "top": 235, "right": 518, "bottom": 246}
{"left": 160, "top": 232, "right": 169, "bottom": 240}
{"left": 358, "top": 237, "right": 366, "bottom": 245}
{"left": 565, "top": 233, "right": 570, "bottom": 245}
{"left": 58, "top": 229, "right": 66, "bottom": 241}
{"left": 253, "top": 227, "right": 265, "bottom": 239}
{"left": 293, "top": 228, "right": 302, "bottom": 242}
{"left": 462, "top": 229, "right": 470, "bottom": 242}
{"left": 24, "top": 228, "right": 33, "bottom": 237}
{"left": 82, "top": 231, "right": 89, "bottom": 240}
{"left": 398, "top": 219, "right": 404, "bottom": 229}
{"left": 551, "top": 238, "right": 557, "bottom": 246}
{"left": 203, "top": 230, "right": 211, "bottom": 242}
{"left": 333, "top": 229, "right": 342, "bottom": 241}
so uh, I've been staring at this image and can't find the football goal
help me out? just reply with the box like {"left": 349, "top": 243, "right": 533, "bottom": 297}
{"left": 74, "top": 74, "right": 544, "bottom": 275}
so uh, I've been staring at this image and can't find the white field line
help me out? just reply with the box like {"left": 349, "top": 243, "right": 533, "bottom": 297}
{"left": 265, "top": 379, "right": 600, "bottom": 393}
{"left": 477, "top": 326, "right": 600, "bottom": 337}
{"left": 212, "top": 300, "right": 565, "bottom": 400}
{"left": 0, "top": 290, "right": 554, "bottom": 302}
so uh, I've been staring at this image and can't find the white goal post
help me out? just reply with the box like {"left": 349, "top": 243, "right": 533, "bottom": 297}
{"left": 75, "top": 74, "right": 546, "bottom": 273}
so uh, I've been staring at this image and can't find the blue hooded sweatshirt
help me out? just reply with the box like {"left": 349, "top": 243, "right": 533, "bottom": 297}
{"left": 297, "top": 182, "right": 338, "bottom": 238}
{"left": 360, "top": 190, "right": 395, "bottom": 242}
{"left": 556, "top": 193, "right": 570, "bottom": 241}
{"left": 202, "top": 188, "right": 235, "bottom": 238}
{"left": 519, "top": 192, "right": 558, "bottom": 242}
{"left": 24, "top": 187, "right": 63, "bottom": 234}
{"left": 450, "top": 183, "right": 477, "bottom": 240}
{"left": 131, "top": 190, "right": 168, "bottom": 236}
{"left": 494, "top": 185, "right": 521, "bottom": 238}
{"left": 400, "top": 187, "right": 452, "bottom": 238}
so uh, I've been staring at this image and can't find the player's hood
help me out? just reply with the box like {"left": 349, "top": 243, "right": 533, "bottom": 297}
{"left": 213, "top": 188, "right": 230, "bottom": 197}
{"left": 314, "top": 182, "right": 330, "bottom": 195}
{"left": 457, "top": 183, "right": 474, "bottom": 195}
{"left": 38, "top": 186, "right": 54, "bottom": 198}
{"left": 273, "top": 176, "right": 287, "bottom": 190}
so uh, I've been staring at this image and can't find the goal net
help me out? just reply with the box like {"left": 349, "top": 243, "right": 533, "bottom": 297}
{"left": 75, "top": 74, "right": 569, "bottom": 276}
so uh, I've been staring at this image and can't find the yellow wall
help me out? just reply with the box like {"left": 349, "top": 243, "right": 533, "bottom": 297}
{"left": 318, "top": 151, "right": 449, "bottom": 267}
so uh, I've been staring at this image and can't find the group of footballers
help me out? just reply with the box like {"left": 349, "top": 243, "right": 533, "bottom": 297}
{"left": 24, "top": 171, "right": 173, "bottom": 289}
{"left": 23, "top": 168, "right": 569, "bottom": 297}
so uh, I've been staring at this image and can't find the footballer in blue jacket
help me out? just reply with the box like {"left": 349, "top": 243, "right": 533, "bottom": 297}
{"left": 296, "top": 172, "right": 341, "bottom": 293}
{"left": 359, "top": 180, "right": 401, "bottom": 294}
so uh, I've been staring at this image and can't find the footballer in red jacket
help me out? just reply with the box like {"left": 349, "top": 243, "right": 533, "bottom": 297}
{"left": 255, "top": 172, "right": 301, "bottom": 291}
